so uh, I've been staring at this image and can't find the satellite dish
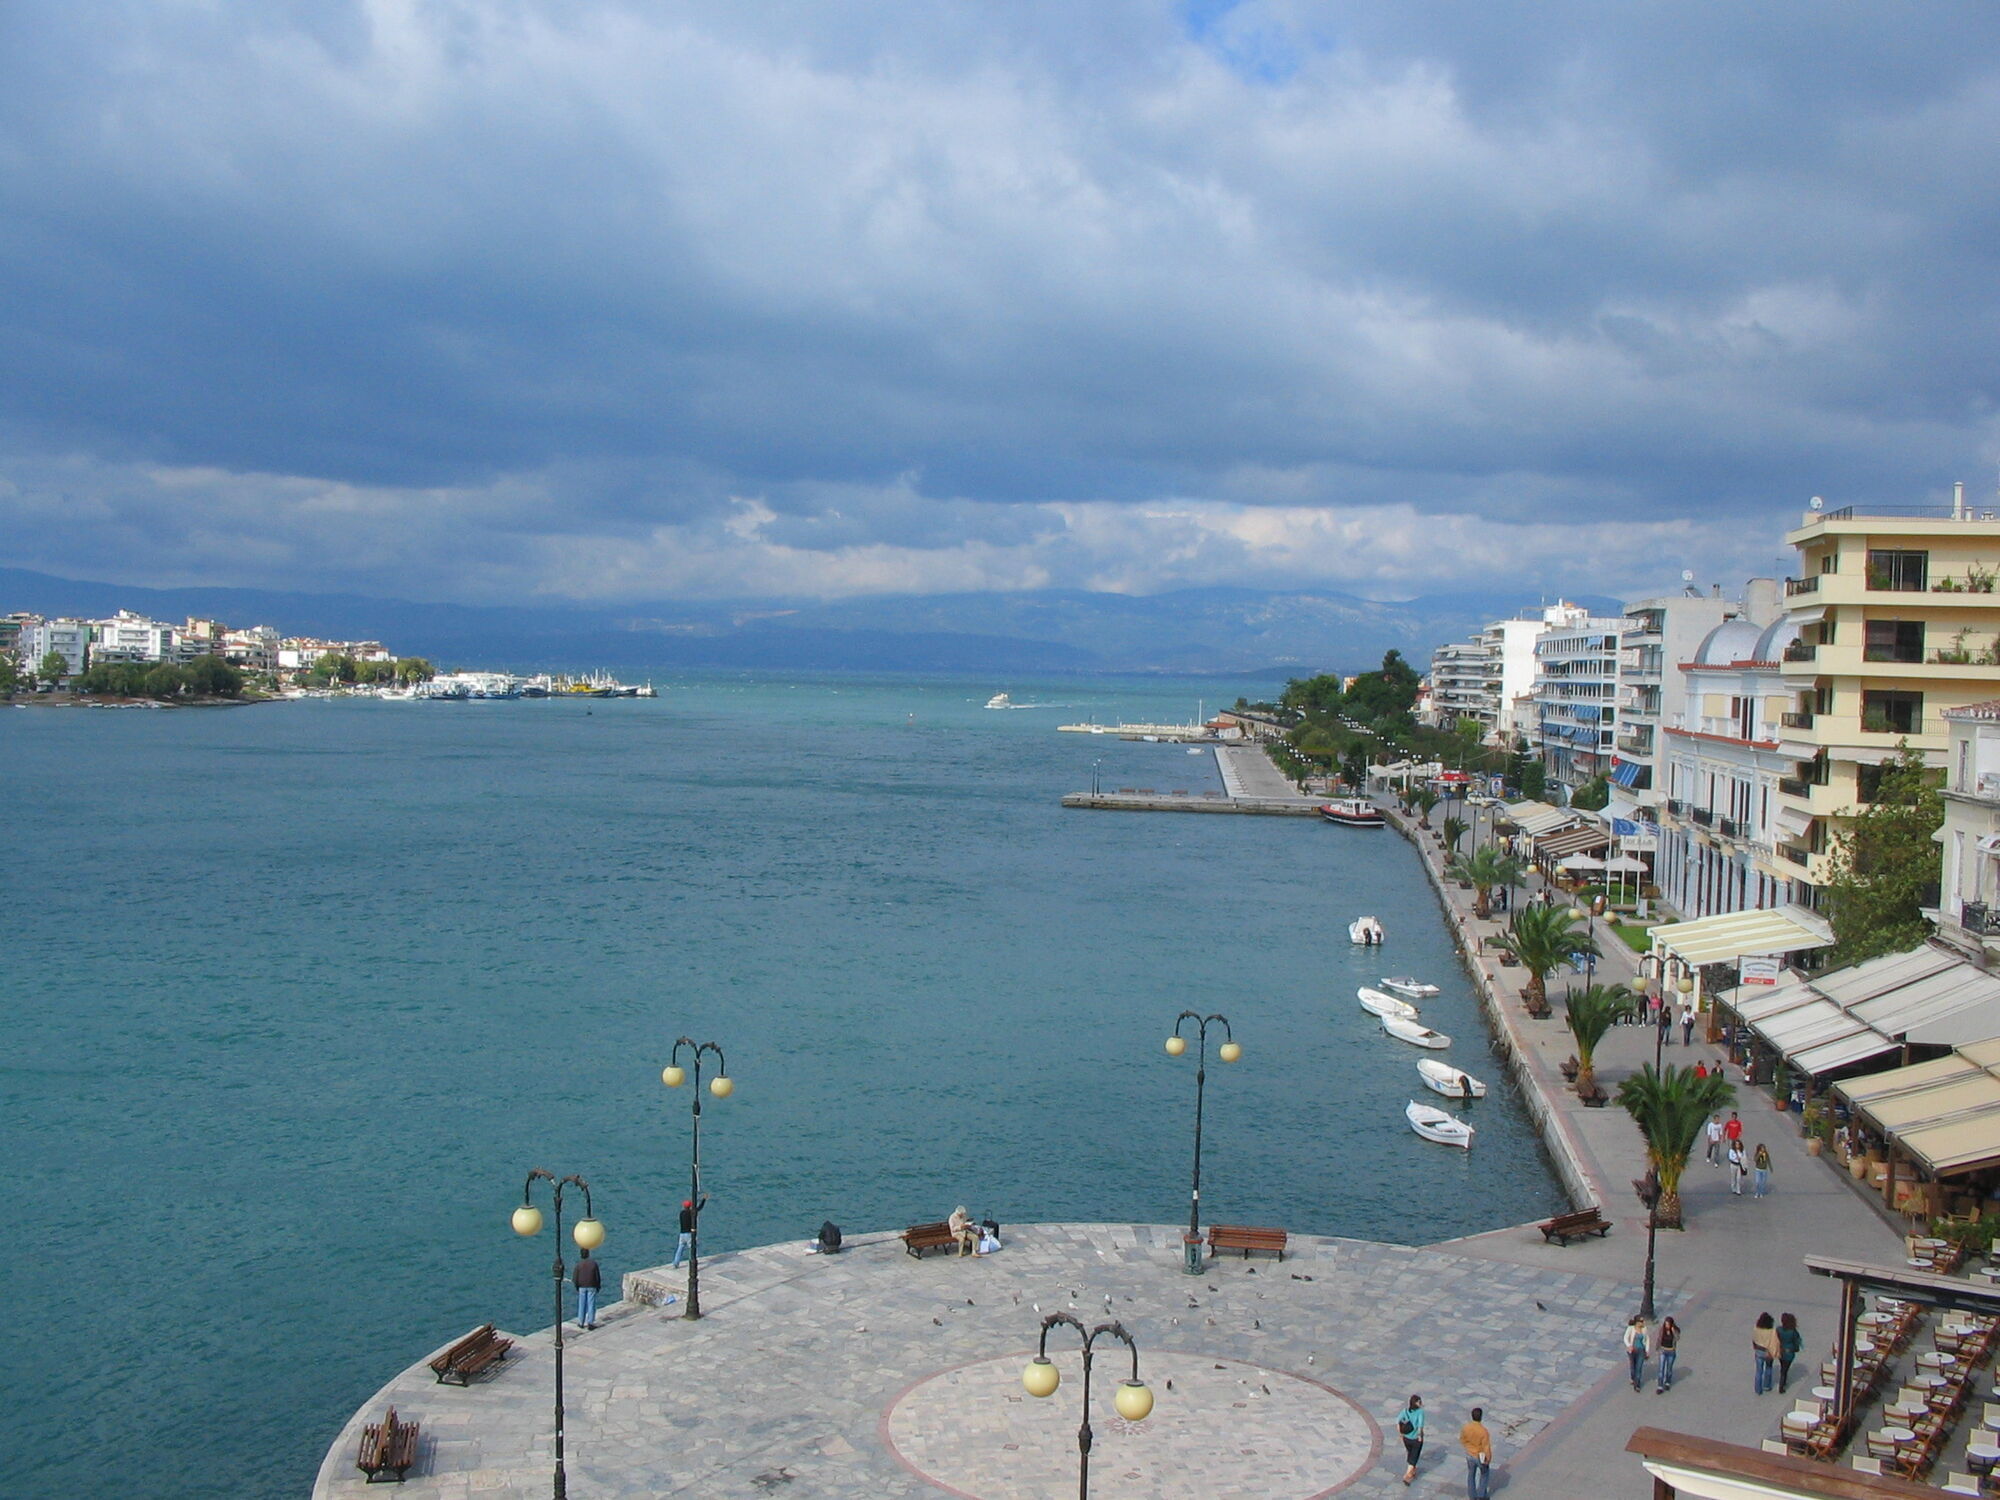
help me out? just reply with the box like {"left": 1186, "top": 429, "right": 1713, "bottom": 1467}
{"left": 1681, "top": 569, "right": 1695, "bottom": 583}
{"left": 1809, "top": 496, "right": 1824, "bottom": 511}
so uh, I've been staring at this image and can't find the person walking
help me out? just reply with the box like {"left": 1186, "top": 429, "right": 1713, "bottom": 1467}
{"left": 1777, "top": 1313, "right": 1803, "bottom": 1394}
{"left": 1657, "top": 1000, "right": 1672, "bottom": 1049}
{"left": 1624, "top": 1314, "right": 1650, "bottom": 1392}
{"left": 1724, "top": 1111, "right": 1744, "bottom": 1153}
{"left": 1753, "top": 1143, "right": 1772, "bottom": 1198}
{"left": 1705, "top": 1113, "right": 1724, "bottom": 1165}
{"left": 1681, "top": 1003, "right": 1696, "bottom": 1046}
{"left": 1655, "top": 1316, "right": 1680, "bottom": 1392}
{"left": 1396, "top": 1394, "right": 1425, "bottom": 1485}
{"left": 1752, "top": 1312, "right": 1780, "bottom": 1394}
{"left": 1727, "top": 1139, "right": 1747, "bottom": 1195}
{"left": 671, "top": 1194, "right": 706, "bottom": 1269}
{"left": 573, "top": 1246, "right": 601, "bottom": 1330}
{"left": 1460, "top": 1406, "right": 1492, "bottom": 1500}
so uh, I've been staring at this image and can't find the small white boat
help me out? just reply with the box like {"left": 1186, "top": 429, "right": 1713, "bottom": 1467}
{"left": 1407, "top": 1100, "right": 1475, "bottom": 1148}
{"left": 1417, "top": 1059, "right": 1488, "bottom": 1099}
{"left": 1358, "top": 986, "right": 1419, "bottom": 1020}
{"left": 985, "top": 693, "right": 1012, "bottom": 709}
{"left": 1382, "top": 1013, "right": 1450, "bottom": 1049}
{"left": 1349, "top": 916, "right": 1385, "bottom": 946}
{"left": 1380, "top": 976, "right": 1439, "bottom": 999}
{"left": 1319, "top": 798, "right": 1386, "bottom": 827}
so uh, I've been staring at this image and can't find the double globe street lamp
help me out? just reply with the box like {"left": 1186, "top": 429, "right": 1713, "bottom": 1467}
{"left": 1022, "top": 1312, "right": 1153, "bottom": 1500}
{"left": 662, "top": 1036, "right": 732, "bottom": 1320}
{"left": 1165, "top": 1010, "right": 1240, "bottom": 1274}
{"left": 511, "top": 1169, "right": 604, "bottom": 1500}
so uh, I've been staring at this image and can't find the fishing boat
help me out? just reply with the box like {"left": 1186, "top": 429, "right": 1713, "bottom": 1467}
{"left": 1319, "top": 798, "right": 1385, "bottom": 827}
{"left": 1380, "top": 977, "right": 1440, "bottom": 1000}
{"left": 1381, "top": 1013, "right": 1450, "bottom": 1049}
{"left": 1349, "top": 915, "right": 1385, "bottom": 946}
{"left": 1417, "top": 1059, "right": 1487, "bottom": 1099}
{"left": 1357, "top": 986, "right": 1419, "bottom": 1020}
{"left": 1406, "top": 1099, "right": 1475, "bottom": 1148}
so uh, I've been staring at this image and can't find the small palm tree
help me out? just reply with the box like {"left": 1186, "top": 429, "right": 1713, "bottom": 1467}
{"left": 1448, "top": 845, "right": 1525, "bottom": 918}
{"left": 1617, "top": 1063, "right": 1736, "bottom": 1228}
{"left": 1441, "top": 814, "right": 1468, "bottom": 854}
{"left": 1566, "top": 983, "right": 1633, "bottom": 1098}
{"left": 1508, "top": 904, "right": 1598, "bottom": 1011}
{"left": 1412, "top": 787, "right": 1440, "bottom": 828}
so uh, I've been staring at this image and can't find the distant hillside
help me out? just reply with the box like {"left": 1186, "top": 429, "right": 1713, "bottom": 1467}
{"left": 0, "top": 567, "right": 1613, "bottom": 676}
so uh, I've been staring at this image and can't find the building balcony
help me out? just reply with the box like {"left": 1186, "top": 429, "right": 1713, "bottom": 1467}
{"left": 1718, "top": 816, "right": 1746, "bottom": 839}
{"left": 1783, "top": 640, "right": 1817, "bottom": 663}
{"left": 1781, "top": 710, "right": 1814, "bottom": 729}
{"left": 1777, "top": 776, "right": 1812, "bottom": 798}
{"left": 1690, "top": 807, "right": 1715, "bottom": 827}
{"left": 1665, "top": 798, "right": 1686, "bottom": 818}
{"left": 1961, "top": 902, "right": 2000, "bottom": 938}
{"left": 1777, "top": 844, "right": 1812, "bottom": 867}
{"left": 1785, "top": 575, "right": 1821, "bottom": 596}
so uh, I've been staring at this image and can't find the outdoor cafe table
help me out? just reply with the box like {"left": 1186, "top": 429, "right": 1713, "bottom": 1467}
{"left": 1882, "top": 1426, "right": 1918, "bottom": 1446}
{"left": 1969, "top": 1442, "right": 2000, "bottom": 1474}
{"left": 1918, "top": 1351, "right": 1961, "bottom": 1371}
{"left": 1812, "top": 1385, "right": 1837, "bottom": 1403}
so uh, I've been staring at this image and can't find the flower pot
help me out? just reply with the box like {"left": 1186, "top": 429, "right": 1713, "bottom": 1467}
{"left": 1807, "top": 1138, "right": 1824, "bottom": 1157}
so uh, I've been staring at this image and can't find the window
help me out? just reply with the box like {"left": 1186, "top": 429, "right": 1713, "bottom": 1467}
{"left": 1861, "top": 689, "right": 1923, "bottom": 734}
{"left": 1866, "top": 549, "right": 1929, "bottom": 592}
{"left": 1863, "top": 620, "right": 1925, "bottom": 663}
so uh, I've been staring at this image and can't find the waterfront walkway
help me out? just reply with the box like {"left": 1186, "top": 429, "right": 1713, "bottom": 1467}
{"left": 316, "top": 770, "right": 1911, "bottom": 1497}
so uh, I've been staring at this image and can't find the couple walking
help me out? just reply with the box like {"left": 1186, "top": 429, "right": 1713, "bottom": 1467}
{"left": 1753, "top": 1312, "right": 1805, "bottom": 1394}
{"left": 1622, "top": 1314, "right": 1680, "bottom": 1393}
{"left": 1393, "top": 1394, "right": 1493, "bottom": 1498}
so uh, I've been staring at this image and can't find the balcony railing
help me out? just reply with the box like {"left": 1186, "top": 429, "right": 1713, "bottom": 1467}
{"left": 1665, "top": 798, "right": 1685, "bottom": 818}
{"left": 1777, "top": 844, "right": 1811, "bottom": 867}
{"left": 1777, "top": 776, "right": 1811, "bottom": 798}
{"left": 1785, "top": 575, "right": 1821, "bottom": 596}
{"left": 1780, "top": 710, "right": 1814, "bottom": 729}
{"left": 1963, "top": 901, "right": 2000, "bottom": 937}
{"left": 1782, "top": 641, "right": 1817, "bottom": 663}
{"left": 1718, "top": 816, "right": 1745, "bottom": 838}
{"left": 1861, "top": 714, "right": 1927, "bottom": 735}
{"left": 1690, "top": 807, "right": 1715, "bottom": 827}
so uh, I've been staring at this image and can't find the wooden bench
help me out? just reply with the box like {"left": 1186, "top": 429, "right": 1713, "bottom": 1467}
{"left": 1539, "top": 1207, "right": 1613, "bottom": 1245}
{"left": 356, "top": 1406, "right": 420, "bottom": 1483}
{"left": 903, "top": 1221, "right": 960, "bottom": 1258}
{"left": 1208, "top": 1224, "right": 1287, "bottom": 1261}
{"left": 428, "top": 1323, "right": 512, "bottom": 1385}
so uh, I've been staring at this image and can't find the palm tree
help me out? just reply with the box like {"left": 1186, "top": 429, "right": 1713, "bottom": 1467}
{"left": 1447, "top": 845, "right": 1525, "bottom": 918}
{"left": 1508, "top": 904, "right": 1598, "bottom": 1012}
{"left": 1441, "top": 814, "right": 1468, "bottom": 854}
{"left": 1412, "top": 787, "right": 1440, "bottom": 828}
{"left": 1566, "top": 983, "right": 1633, "bottom": 1099}
{"left": 1617, "top": 1063, "right": 1735, "bottom": 1228}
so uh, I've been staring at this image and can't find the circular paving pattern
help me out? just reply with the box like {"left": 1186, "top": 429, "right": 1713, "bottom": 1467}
{"left": 882, "top": 1351, "right": 1381, "bottom": 1499}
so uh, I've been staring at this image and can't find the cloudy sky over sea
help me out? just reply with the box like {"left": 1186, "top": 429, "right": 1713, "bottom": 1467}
{"left": 3, "top": 1, "right": 1997, "bottom": 605}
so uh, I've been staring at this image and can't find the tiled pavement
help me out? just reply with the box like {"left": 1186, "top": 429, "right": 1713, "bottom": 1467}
{"left": 314, "top": 1224, "right": 1637, "bottom": 1498}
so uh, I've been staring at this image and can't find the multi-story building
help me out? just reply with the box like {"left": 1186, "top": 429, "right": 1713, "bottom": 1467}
{"left": 1773, "top": 493, "right": 2000, "bottom": 904}
{"left": 89, "top": 610, "right": 189, "bottom": 664}
{"left": 222, "top": 625, "right": 280, "bottom": 672}
{"left": 1427, "top": 638, "right": 1493, "bottom": 729}
{"left": 0, "top": 612, "right": 30, "bottom": 660}
{"left": 1531, "top": 603, "right": 1625, "bottom": 801}
{"left": 1608, "top": 587, "right": 1754, "bottom": 822}
{"left": 19, "top": 618, "right": 91, "bottom": 678}
{"left": 278, "top": 637, "right": 392, "bottom": 671}
{"left": 1935, "top": 700, "right": 2000, "bottom": 962}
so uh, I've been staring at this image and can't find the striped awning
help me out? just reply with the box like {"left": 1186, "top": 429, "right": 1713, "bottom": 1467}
{"left": 1537, "top": 822, "right": 1612, "bottom": 858}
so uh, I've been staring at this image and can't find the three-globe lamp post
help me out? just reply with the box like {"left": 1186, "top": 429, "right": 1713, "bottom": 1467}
{"left": 1022, "top": 1312, "right": 1153, "bottom": 1500}
{"left": 662, "top": 1036, "right": 732, "bottom": 1320}
{"left": 511, "top": 1169, "right": 604, "bottom": 1500}
{"left": 1166, "top": 1010, "right": 1239, "bottom": 1274}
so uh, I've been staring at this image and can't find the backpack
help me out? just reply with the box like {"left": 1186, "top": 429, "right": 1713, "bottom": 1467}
{"left": 1397, "top": 1413, "right": 1415, "bottom": 1437}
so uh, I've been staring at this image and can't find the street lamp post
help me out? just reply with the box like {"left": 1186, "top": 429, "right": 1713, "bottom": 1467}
{"left": 1092, "top": 758, "right": 1102, "bottom": 797}
{"left": 1638, "top": 1171, "right": 1661, "bottom": 1320}
{"left": 1165, "top": 1011, "right": 1240, "bottom": 1273}
{"left": 662, "top": 1037, "right": 733, "bottom": 1320}
{"left": 1021, "top": 1313, "right": 1153, "bottom": 1500}
{"left": 511, "top": 1169, "right": 605, "bottom": 1500}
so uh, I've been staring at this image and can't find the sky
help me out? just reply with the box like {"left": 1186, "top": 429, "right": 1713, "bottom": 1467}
{"left": 2, "top": 0, "right": 1998, "bottom": 606}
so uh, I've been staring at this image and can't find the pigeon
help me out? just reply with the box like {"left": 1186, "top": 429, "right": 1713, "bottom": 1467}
{"left": 932, "top": 1317, "right": 942, "bottom": 1326}
{"left": 1253, "top": 1319, "right": 1261, "bottom": 1329}
{"left": 1535, "top": 1301, "right": 1547, "bottom": 1311}
{"left": 1166, "top": 1379, "right": 1174, "bottom": 1392}
{"left": 1262, "top": 1384, "right": 1271, "bottom": 1395}
{"left": 1170, "top": 1317, "right": 1179, "bottom": 1326}
{"left": 967, "top": 1299, "right": 975, "bottom": 1306}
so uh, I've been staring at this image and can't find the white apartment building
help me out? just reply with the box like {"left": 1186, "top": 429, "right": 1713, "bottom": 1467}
{"left": 1531, "top": 603, "right": 1624, "bottom": 800}
{"left": 1427, "top": 639, "right": 1493, "bottom": 728}
{"left": 1935, "top": 701, "right": 2000, "bottom": 962}
{"left": 222, "top": 625, "right": 280, "bottom": 671}
{"left": 19, "top": 618, "right": 91, "bottom": 677}
{"left": 89, "top": 610, "right": 191, "bottom": 664}
{"left": 277, "top": 638, "right": 393, "bottom": 670}
{"left": 1484, "top": 616, "right": 1550, "bottom": 746}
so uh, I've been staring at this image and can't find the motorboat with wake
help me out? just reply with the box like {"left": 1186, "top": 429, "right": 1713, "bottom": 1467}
{"left": 1319, "top": 798, "right": 1385, "bottom": 827}
{"left": 1381, "top": 1013, "right": 1450, "bottom": 1049}
{"left": 1406, "top": 1099, "right": 1475, "bottom": 1148}
{"left": 1349, "top": 916, "right": 1385, "bottom": 946}
{"left": 1417, "top": 1059, "right": 1487, "bottom": 1099}
{"left": 1380, "top": 976, "right": 1439, "bottom": 999}
{"left": 1357, "top": 986, "right": 1419, "bottom": 1020}
{"left": 985, "top": 693, "right": 1012, "bottom": 709}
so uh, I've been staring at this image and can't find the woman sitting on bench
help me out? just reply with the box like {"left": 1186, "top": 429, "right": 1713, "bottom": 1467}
{"left": 948, "top": 1205, "right": 978, "bottom": 1257}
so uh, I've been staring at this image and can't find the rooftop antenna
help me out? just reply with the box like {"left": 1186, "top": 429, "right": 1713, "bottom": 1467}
{"left": 1682, "top": 568, "right": 1699, "bottom": 598}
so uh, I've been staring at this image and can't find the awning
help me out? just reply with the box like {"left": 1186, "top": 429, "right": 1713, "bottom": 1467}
{"left": 1773, "top": 804, "right": 1814, "bottom": 839}
{"left": 1610, "top": 759, "right": 1644, "bottom": 787}
{"left": 1732, "top": 945, "right": 2000, "bottom": 1080}
{"left": 1507, "top": 802, "right": 1581, "bottom": 836}
{"left": 1559, "top": 853, "right": 1606, "bottom": 872}
{"left": 1837, "top": 1038, "right": 2000, "bottom": 1177}
{"left": 1649, "top": 906, "right": 1834, "bottom": 968}
{"left": 1537, "top": 823, "right": 1611, "bottom": 858}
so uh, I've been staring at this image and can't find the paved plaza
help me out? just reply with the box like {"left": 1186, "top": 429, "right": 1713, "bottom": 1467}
{"left": 314, "top": 1224, "right": 1636, "bottom": 1498}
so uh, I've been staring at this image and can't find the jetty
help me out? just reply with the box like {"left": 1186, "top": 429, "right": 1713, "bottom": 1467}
{"left": 1064, "top": 744, "right": 1321, "bottom": 815}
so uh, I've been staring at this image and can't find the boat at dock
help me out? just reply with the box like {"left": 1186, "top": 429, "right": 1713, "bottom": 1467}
{"left": 1358, "top": 986, "right": 1419, "bottom": 1020}
{"left": 1380, "top": 977, "right": 1440, "bottom": 999}
{"left": 1381, "top": 1013, "right": 1450, "bottom": 1049}
{"left": 1417, "top": 1059, "right": 1487, "bottom": 1099}
{"left": 1406, "top": 1099, "right": 1475, "bottom": 1147}
{"left": 1349, "top": 915, "right": 1384, "bottom": 946}
{"left": 1319, "top": 799, "right": 1385, "bottom": 827}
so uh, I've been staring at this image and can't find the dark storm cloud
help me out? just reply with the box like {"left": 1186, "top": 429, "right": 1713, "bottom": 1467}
{"left": 0, "top": 0, "right": 1996, "bottom": 600}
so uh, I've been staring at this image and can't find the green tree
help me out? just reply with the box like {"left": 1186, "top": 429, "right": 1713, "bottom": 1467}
{"left": 184, "top": 655, "right": 244, "bottom": 696}
{"left": 1441, "top": 814, "right": 1468, "bottom": 855}
{"left": 1508, "top": 903, "right": 1598, "bottom": 1011}
{"left": 0, "top": 654, "right": 17, "bottom": 695}
{"left": 1617, "top": 1062, "right": 1735, "bottom": 1229}
{"left": 1280, "top": 672, "right": 1345, "bottom": 715}
{"left": 1411, "top": 786, "right": 1440, "bottom": 829}
{"left": 1448, "top": 845, "right": 1525, "bottom": 919}
{"left": 395, "top": 657, "right": 435, "bottom": 685}
{"left": 39, "top": 650, "right": 70, "bottom": 683}
{"left": 1823, "top": 744, "right": 1943, "bottom": 964}
{"left": 1345, "top": 649, "right": 1421, "bottom": 723}
{"left": 1566, "top": 982, "right": 1634, "bottom": 1098}
{"left": 1519, "top": 760, "right": 1547, "bottom": 800}
{"left": 1570, "top": 774, "right": 1611, "bottom": 811}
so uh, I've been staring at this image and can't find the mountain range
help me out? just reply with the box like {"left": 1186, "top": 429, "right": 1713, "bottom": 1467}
{"left": 0, "top": 567, "right": 1613, "bottom": 677}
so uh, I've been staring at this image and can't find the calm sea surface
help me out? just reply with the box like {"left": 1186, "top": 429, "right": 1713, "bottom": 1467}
{"left": 2, "top": 673, "right": 1565, "bottom": 1498}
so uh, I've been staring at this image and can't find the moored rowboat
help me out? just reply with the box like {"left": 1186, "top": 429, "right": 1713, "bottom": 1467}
{"left": 1358, "top": 986, "right": 1419, "bottom": 1020}
{"left": 1417, "top": 1059, "right": 1487, "bottom": 1099}
{"left": 1382, "top": 1013, "right": 1450, "bottom": 1049}
{"left": 1406, "top": 1099, "right": 1475, "bottom": 1147}
{"left": 1380, "top": 976, "right": 1439, "bottom": 999}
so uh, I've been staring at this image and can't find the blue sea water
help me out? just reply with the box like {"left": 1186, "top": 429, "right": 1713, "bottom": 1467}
{"left": 1, "top": 673, "right": 1565, "bottom": 1498}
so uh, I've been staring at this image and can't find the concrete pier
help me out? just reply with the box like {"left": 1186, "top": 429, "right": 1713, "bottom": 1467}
{"left": 1064, "top": 744, "right": 1322, "bottom": 815}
